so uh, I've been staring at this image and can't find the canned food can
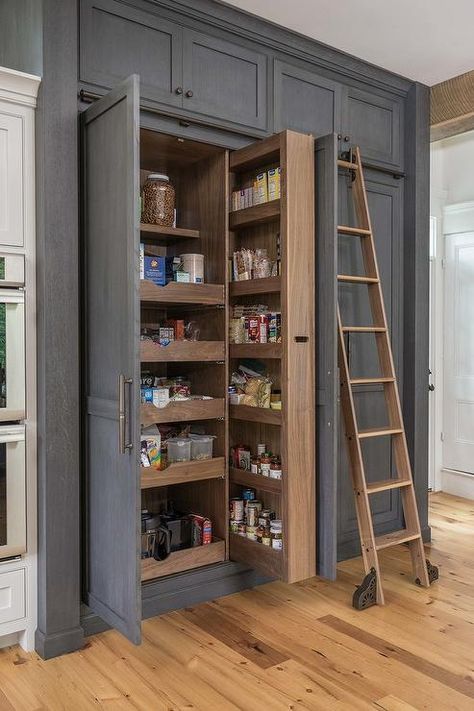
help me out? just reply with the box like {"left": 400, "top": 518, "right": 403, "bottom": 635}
{"left": 247, "top": 502, "right": 261, "bottom": 527}
{"left": 246, "top": 525, "right": 258, "bottom": 541}
{"left": 230, "top": 498, "right": 244, "bottom": 521}
{"left": 229, "top": 520, "right": 239, "bottom": 534}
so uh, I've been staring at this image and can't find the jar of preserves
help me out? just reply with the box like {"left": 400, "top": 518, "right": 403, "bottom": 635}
{"left": 250, "top": 457, "right": 259, "bottom": 475}
{"left": 270, "top": 520, "right": 283, "bottom": 550}
{"left": 260, "top": 453, "right": 271, "bottom": 477}
{"left": 270, "top": 457, "right": 282, "bottom": 480}
{"left": 246, "top": 501, "right": 261, "bottom": 527}
{"left": 141, "top": 173, "right": 175, "bottom": 227}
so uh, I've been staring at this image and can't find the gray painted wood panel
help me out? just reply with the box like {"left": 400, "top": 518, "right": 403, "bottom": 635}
{"left": 182, "top": 28, "right": 268, "bottom": 131}
{"left": 80, "top": 0, "right": 183, "bottom": 109}
{"left": 274, "top": 60, "right": 341, "bottom": 137}
{"left": 337, "top": 172, "right": 404, "bottom": 560}
{"left": 0, "top": 0, "right": 43, "bottom": 75}
{"left": 83, "top": 76, "right": 141, "bottom": 644}
{"left": 315, "top": 134, "right": 338, "bottom": 580}
{"left": 342, "top": 86, "right": 402, "bottom": 170}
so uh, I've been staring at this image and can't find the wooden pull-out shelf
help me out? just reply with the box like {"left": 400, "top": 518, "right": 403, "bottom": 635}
{"left": 229, "top": 533, "right": 282, "bottom": 580}
{"left": 140, "top": 224, "right": 200, "bottom": 241}
{"left": 229, "top": 276, "right": 281, "bottom": 297}
{"left": 140, "top": 280, "right": 224, "bottom": 305}
{"left": 230, "top": 404, "right": 281, "bottom": 426}
{"left": 229, "top": 343, "right": 281, "bottom": 359}
{"left": 141, "top": 339, "right": 225, "bottom": 363}
{"left": 141, "top": 458, "right": 226, "bottom": 489}
{"left": 229, "top": 199, "right": 280, "bottom": 229}
{"left": 141, "top": 398, "right": 225, "bottom": 426}
{"left": 141, "top": 539, "right": 226, "bottom": 581}
{"left": 229, "top": 467, "right": 281, "bottom": 494}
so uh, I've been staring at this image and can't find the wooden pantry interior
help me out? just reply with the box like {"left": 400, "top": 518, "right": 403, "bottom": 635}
{"left": 83, "top": 76, "right": 315, "bottom": 643}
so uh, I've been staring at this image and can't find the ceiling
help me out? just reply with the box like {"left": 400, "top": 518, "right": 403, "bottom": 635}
{"left": 224, "top": 0, "right": 474, "bottom": 86}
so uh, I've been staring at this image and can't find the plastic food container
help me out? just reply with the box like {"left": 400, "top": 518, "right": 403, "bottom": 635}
{"left": 189, "top": 434, "right": 215, "bottom": 461}
{"left": 167, "top": 438, "right": 192, "bottom": 463}
{"left": 141, "top": 173, "right": 175, "bottom": 227}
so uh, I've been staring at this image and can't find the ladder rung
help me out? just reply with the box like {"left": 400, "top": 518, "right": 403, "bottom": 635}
{"left": 366, "top": 478, "right": 411, "bottom": 494}
{"left": 337, "top": 225, "right": 371, "bottom": 236}
{"left": 375, "top": 529, "right": 421, "bottom": 550}
{"left": 358, "top": 427, "right": 403, "bottom": 439}
{"left": 337, "top": 274, "right": 379, "bottom": 284}
{"left": 337, "top": 159, "right": 359, "bottom": 170}
{"left": 342, "top": 326, "right": 386, "bottom": 333}
{"left": 350, "top": 377, "right": 395, "bottom": 385}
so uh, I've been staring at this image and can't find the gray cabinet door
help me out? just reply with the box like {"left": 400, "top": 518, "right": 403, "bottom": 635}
{"left": 182, "top": 29, "right": 268, "bottom": 131}
{"left": 337, "top": 171, "right": 404, "bottom": 560}
{"left": 80, "top": 0, "right": 183, "bottom": 109}
{"left": 82, "top": 75, "right": 141, "bottom": 643}
{"left": 274, "top": 60, "right": 341, "bottom": 136}
{"left": 342, "top": 87, "right": 402, "bottom": 169}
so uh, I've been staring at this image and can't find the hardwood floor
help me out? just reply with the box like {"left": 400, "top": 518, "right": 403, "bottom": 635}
{"left": 0, "top": 492, "right": 473, "bottom": 710}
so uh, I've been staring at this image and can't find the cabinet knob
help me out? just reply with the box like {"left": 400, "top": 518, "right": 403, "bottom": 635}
{"left": 185, "top": 90, "right": 194, "bottom": 98}
{"left": 175, "top": 87, "right": 183, "bottom": 95}
{"left": 344, "top": 135, "right": 350, "bottom": 142}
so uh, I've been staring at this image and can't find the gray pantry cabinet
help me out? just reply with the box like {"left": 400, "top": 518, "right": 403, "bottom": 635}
{"left": 0, "top": 0, "right": 429, "bottom": 658}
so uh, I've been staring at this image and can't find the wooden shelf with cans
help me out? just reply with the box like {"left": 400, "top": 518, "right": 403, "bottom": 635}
{"left": 137, "top": 130, "right": 315, "bottom": 585}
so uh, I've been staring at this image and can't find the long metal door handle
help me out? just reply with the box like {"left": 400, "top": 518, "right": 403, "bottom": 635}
{"left": 119, "top": 374, "right": 133, "bottom": 454}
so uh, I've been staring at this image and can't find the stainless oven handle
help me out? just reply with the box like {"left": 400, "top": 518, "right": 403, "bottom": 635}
{"left": 118, "top": 374, "right": 133, "bottom": 454}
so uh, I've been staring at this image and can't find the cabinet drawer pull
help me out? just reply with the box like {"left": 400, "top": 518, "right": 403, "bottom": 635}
{"left": 185, "top": 90, "right": 194, "bottom": 98}
{"left": 118, "top": 374, "right": 133, "bottom": 454}
{"left": 175, "top": 87, "right": 183, "bottom": 95}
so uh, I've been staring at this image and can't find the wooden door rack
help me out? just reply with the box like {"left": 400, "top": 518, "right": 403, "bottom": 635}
{"left": 337, "top": 147, "right": 438, "bottom": 609}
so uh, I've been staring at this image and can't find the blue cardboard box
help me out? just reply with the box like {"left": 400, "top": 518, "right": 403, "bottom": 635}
{"left": 144, "top": 256, "right": 166, "bottom": 286}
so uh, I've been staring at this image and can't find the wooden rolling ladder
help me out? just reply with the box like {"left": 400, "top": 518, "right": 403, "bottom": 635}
{"left": 337, "top": 147, "right": 438, "bottom": 609}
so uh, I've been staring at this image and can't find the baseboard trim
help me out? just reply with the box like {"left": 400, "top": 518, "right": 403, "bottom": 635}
{"left": 440, "top": 468, "right": 474, "bottom": 500}
{"left": 81, "top": 561, "right": 270, "bottom": 638}
{"left": 35, "top": 626, "right": 84, "bottom": 660}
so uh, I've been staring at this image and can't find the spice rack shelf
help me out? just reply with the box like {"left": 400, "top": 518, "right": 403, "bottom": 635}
{"left": 229, "top": 467, "right": 282, "bottom": 494}
{"left": 229, "top": 199, "right": 280, "bottom": 230}
{"left": 141, "top": 458, "right": 226, "bottom": 489}
{"left": 141, "top": 339, "right": 225, "bottom": 363}
{"left": 229, "top": 533, "right": 282, "bottom": 580}
{"left": 140, "top": 223, "right": 200, "bottom": 241}
{"left": 141, "top": 399, "right": 225, "bottom": 426}
{"left": 140, "top": 280, "right": 225, "bottom": 306}
{"left": 229, "top": 276, "right": 281, "bottom": 297}
{"left": 141, "top": 538, "right": 226, "bottom": 581}
{"left": 230, "top": 404, "right": 281, "bottom": 426}
{"left": 229, "top": 343, "right": 281, "bottom": 359}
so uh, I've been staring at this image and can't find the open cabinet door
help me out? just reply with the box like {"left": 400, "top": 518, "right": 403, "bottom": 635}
{"left": 315, "top": 134, "right": 338, "bottom": 580}
{"left": 82, "top": 75, "right": 141, "bottom": 643}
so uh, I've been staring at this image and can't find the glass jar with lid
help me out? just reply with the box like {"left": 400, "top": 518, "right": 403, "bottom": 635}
{"left": 141, "top": 173, "right": 176, "bottom": 227}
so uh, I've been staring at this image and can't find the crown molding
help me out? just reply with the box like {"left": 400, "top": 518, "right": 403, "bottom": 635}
{"left": 0, "top": 66, "right": 41, "bottom": 108}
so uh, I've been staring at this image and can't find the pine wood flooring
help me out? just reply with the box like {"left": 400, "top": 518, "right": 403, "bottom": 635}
{"left": 0, "top": 492, "right": 473, "bottom": 710}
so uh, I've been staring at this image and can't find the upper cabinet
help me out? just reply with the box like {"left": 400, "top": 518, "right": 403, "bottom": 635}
{"left": 341, "top": 87, "right": 402, "bottom": 170}
{"left": 182, "top": 29, "right": 267, "bottom": 132}
{"left": 80, "top": 0, "right": 183, "bottom": 109}
{"left": 273, "top": 60, "right": 341, "bottom": 137}
{"left": 80, "top": 0, "right": 268, "bottom": 134}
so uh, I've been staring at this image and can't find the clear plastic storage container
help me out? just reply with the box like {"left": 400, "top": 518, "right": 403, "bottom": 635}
{"left": 189, "top": 434, "right": 215, "bottom": 461}
{"left": 167, "top": 438, "right": 192, "bottom": 463}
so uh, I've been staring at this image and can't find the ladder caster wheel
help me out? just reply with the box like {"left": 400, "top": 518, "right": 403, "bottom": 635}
{"left": 416, "top": 559, "right": 439, "bottom": 586}
{"left": 352, "top": 567, "right": 377, "bottom": 610}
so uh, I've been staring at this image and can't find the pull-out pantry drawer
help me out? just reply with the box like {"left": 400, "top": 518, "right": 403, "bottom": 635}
{"left": 0, "top": 568, "right": 25, "bottom": 624}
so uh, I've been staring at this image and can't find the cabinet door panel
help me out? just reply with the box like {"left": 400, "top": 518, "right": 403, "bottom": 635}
{"left": 274, "top": 60, "right": 341, "bottom": 136}
{"left": 182, "top": 29, "right": 267, "bottom": 131}
{"left": 344, "top": 87, "right": 402, "bottom": 169}
{"left": 80, "top": 0, "right": 182, "bottom": 108}
{"left": 82, "top": 76, "right": 141, "bottom": 644}
{"left": 0, "top": 111, "right": 23, "bottom": 247}
{"left": 337, "top": 173, "right": 404, "bottom": 560}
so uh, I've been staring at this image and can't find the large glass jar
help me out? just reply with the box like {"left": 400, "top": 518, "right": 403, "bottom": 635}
{"left": 141, "top": 173, "right": 175, "bottom": 227}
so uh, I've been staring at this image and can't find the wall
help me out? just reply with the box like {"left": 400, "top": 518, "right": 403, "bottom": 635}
{"left": 0, "top": 1, "right": 43, "bottom": 75}
{"left": 430, "top": 130, "right": 474, "bottom": 499}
